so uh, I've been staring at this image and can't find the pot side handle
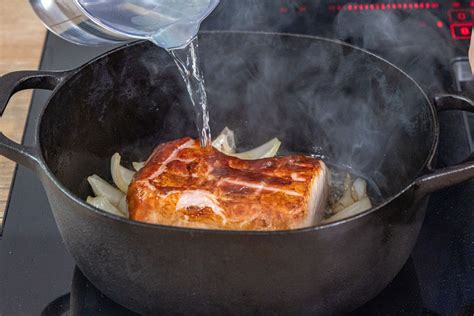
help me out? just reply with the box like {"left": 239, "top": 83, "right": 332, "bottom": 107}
{"left": 0, "top": 70, "right": 69, "bottom": 170}
{"left": 414, "top": 94, "right": 474, "bottom": 196}
{"left": 433, "top": 93, "right": 474, "bottom": 113}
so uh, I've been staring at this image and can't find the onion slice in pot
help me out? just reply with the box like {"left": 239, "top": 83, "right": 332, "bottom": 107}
{"left": 87, "top": 196, "right": 127, "bottom": 217}
{"left": 333, "top": 175, "right": 355, "bottom": 212}
{"left": 212, "top": 127, "right": 281, "bottom": 160}
{"left": 352, "top": 178, "right": 367, "bottom": 200}
{"left": 132, "top": 161, "right": 145, "bottom": 171}
{"left": 228, "top": 138, "right": 281, "bottom": 160}
{"left": 111, "top": 153, "right": 135, "bottom": 193}
{"left": 118, "top": 195, "right": 129, "bottom": 217}
{"left": 87, "top": 174, "right": 124, "bottom": 206}
{"left": 323, "top": 197, "right": 372, "bottom": 224}
{"left": 212, "top": 127, "right": 236, "bottom": 154}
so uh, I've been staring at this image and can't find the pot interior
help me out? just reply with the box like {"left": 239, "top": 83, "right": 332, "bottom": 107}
{"left": 39, "top": 32, "right": 436, "bottom": 205}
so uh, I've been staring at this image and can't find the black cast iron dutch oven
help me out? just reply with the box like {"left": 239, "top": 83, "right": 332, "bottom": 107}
{"left": 1, "top": 32, "right": 473, "bottom": 315}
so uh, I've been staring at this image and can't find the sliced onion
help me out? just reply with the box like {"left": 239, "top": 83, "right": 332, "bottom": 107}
{"left": 212, "top": 126, "right": 236, "bottom": 154}
{"left": 132, "top": 161, "right": 145, "bottom": 171}
{"left": 212, "top": 127, "right": 281, "bottom": 160}
{"left": 111, "top": 153, "right": 135, "bottom": 193}
{"left": 87, "top": 174, "right": 124, "bottom": 206}
{"left": 333, "top": 174, "right": 355, "bottom": 212}
{"left": 323, "top": 197, "right": 372, "bottom": 224}
{"left": 351, "top": 185, "right": 358, "bottom": 201}
{"left": 352, "top": 178, "right": 367, "bottom": 200}
{"left": 87, "top": 196, "right": 127, "bottom": 217}
{"left": 229, "top": 138, "right": 281, "bottom": 160}
{"left": 118, "top": 194, "right": 129, "bottom": 217}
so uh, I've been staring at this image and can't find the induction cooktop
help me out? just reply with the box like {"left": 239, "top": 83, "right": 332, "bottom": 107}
{"left": 1, "top": 1, "right": 473, "bottom": 314}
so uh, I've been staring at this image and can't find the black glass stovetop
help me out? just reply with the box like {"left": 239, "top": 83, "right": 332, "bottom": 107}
{"left": 1, "top": 25, "right": 474, "bottom": 316}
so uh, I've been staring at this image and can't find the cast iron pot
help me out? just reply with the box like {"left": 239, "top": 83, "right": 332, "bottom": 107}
{"left": 1, "top": 32, "right": 473, "bottom": 315}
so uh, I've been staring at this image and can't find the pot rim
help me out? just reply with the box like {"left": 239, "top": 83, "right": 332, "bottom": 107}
{"left": 36, "top": 30, "right": 438, "bottom": 235}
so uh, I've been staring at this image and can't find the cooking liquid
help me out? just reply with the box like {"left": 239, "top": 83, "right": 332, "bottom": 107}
{"left": 164, "top": 37, "right": 212, "bottom": 147}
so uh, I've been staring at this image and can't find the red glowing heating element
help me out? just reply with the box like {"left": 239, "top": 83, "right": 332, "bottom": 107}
{"left": 322, "top": 1, "right": 474, "bottom": 41}
{"left": 447, "top": 5, "right": 474, "bottom": 40}
{"left": 327, "top": 2, "right": 440, "bottom": 12}
{"left": 448, "top": 9, "right": 474, "bottom": 23}
{"left": 450, "top": 23, "right": 474, "bottom": 39}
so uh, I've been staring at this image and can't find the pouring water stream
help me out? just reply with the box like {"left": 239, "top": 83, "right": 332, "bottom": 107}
{"left": 165, "top": 38, "right": 212, "bottom": 147}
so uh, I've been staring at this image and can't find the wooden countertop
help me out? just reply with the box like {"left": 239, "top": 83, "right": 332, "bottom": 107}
{"left": 0, "top": 2, "right": 46, "bottom": 223}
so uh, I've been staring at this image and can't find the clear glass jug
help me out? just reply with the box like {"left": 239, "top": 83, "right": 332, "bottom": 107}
{"left": 30, "top": 0, "right": 220, "bottom": 49}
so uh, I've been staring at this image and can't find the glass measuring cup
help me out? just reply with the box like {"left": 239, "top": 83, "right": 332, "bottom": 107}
{"left": 30, "top": 0, "right": 220, "bottom": 49}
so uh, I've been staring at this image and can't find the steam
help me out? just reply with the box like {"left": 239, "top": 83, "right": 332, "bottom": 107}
{"left": 331, "top": 9, "right": 455, "bottom": 192}
{"left": 136, "top": 3, "right": 456, "bottom": 197}
{"left": 334, "top": 9, "right": 454, "bottom": 92}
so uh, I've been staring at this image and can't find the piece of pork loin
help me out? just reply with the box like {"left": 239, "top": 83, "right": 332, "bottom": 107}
{"left": 127, "top": 137, "right": 328, "bottom": 230}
